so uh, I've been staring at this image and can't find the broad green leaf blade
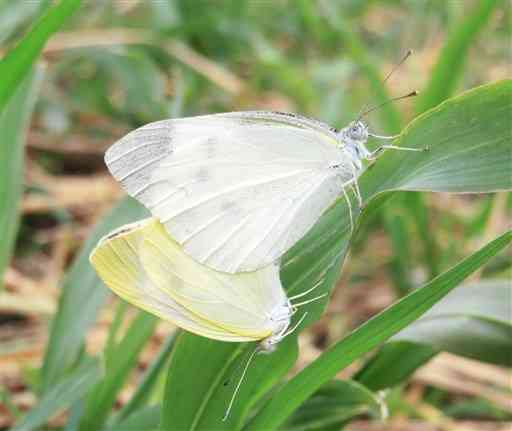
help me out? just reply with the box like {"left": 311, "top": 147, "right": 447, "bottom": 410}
{"left": 246, "top": 230, "right": 511, "bottom": 430}
{"left": 161, "top": 333, "right": 299, "bottom": 430}
{"left": 415, "top": 0, "right": 501, "bottom": 114}
{"left": 0, "top": 0, "right": 81, "bottom": 111}
{"left": 161, "top": 335, "right": 242, "bottom": 430}
{"left": 115, "top": 333, "right": 177, "bottom": 422}
{"left": 41, "top": 197, "right": 147, "bottom": 393}
{"left": 12, "top": 358, "right": 101, "bottom": 431}
{"left": 79, "top": 311, "right": 157, "bottom": 431}
{"left": 361, "top": 80, "right": 512, "bottom": 198}
{"left": 195, "top": 337, "right": 297, "bottom": 430}
{"left": 282, "top": 380, "right": 384, "bottom": 431}
{"left": 0, "top": 67, "right": 42, "bottom": 287}
{"left": 392, "top": 280, "right": 512, "bottom": 366}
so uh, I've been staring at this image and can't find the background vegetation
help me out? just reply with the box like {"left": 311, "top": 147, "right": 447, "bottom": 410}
{"left": 0, "top": 1, "right": 510, "bottom": 430}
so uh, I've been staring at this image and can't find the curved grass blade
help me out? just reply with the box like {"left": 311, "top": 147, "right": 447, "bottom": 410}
{"left": 78, "top": 311, "right": 157, "bottom": 431}
{"left": 0, "top": 0, "right": 81, "bottom": 111}
{"left": 12, "top": 358, "right": 100, "bottom": 431}
{"left": 114, "top": 333, "right": 177, "bottom": 423}
{"left": 282, "top": 379, "right": 384, "bottom": 431}
{"left": 104, "top": 406, "right": 160, "bottom": 431}
{"left": 0, "top": 67, "right": 42, "bottom": 287}
{"left": 317, "top": 0, "right": 402, "bottom": 133}
{"left": 40, "top": 198, "right": 148, "bottom": 393}
{"left": 355, "top": 280, "right": 511, "bottom": 390}
{"left": 415, "top": 0, "right": 501, "bottom": 114}
{"left": 354, "top": 341, "right": 437, "bottom": 392}
{"left": 392, "top": 280, "right": 512, "bottom": 366}
{"left": 246, "top": 230, "right": 511, "bottom": 430}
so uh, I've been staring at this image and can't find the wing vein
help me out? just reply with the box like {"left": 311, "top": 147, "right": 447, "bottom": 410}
{"left": 160, "top": 168, "right": 315, "bottom": 223}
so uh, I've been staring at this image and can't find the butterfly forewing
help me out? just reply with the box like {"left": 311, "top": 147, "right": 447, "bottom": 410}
{"left": 106, "top": 112, "right": 352, "bottom": 273}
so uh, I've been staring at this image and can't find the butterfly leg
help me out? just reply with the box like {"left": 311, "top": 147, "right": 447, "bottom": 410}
{"left": 367, "top": 133, "right": 429, "bottom": 160}
{"left": 346, "top": 161, "right": 364, "bottom": 210}
{"left": 351, "top": 179, "right": 363, "bottom": 210}
{"left": 341, "top": 187, "right": 354, "bottom": 235}
{"left": 368, "top": 144, "right": 426, "bottom": 160}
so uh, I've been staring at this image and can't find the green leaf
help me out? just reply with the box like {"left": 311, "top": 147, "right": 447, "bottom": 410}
{"left": 355, "top": 280, "right": 511, "bottom": 390}
{"left": 0, "top": 0, "right": 81, "bottom": 111}
{"left": 362, "top": 80, "right": 512, "bottom": 197}
{"left": 392, "top": 280, "right": 512, "bottom": 366}
{"left": 0, "top": 67, "right": 42, "bottom": 287}
{"left": 161, "top": 332, "right": 299, "bottom": 430}
{"left": 12, "top": 358, "right": 101, "bottom": 431}
{"left": 40, "top": 197, "right": 148, "bottom": 393}
{"left": 104, "top": 406, "right": 160, "bottom": 431}
{"left": 246, "top": 230, "right": 511, "bottom": 430}
{"left": 282, "top": 380, "right": 384, "bottom": 431}
{"left": 78, "top": 311, "right": 157, "bottom": 431}
{"left": 104, "top": 300, "right": 128, "bottom": 369}
{"left": 114, "top": 333, "right": 177, "bottom": 422}
{"left": 0, "top": 2, "right": 43, "bottom": 46}
{"left": 415, "top": 0, "right": 501, "bottom": 114}
{"left": 161, "top": 335, "right": 242, "bottom": 430}
{"left": 354, "top": 341, "right": 437, "bottom": 392}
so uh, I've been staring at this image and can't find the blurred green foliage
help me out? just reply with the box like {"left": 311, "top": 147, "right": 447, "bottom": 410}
{"left": 1, "top": 1, "right": 510, "bottom": 431}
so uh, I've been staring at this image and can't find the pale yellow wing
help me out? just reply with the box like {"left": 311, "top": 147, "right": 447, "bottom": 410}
{"left": 89, "top": 218, "right": 284, "bottom": 341}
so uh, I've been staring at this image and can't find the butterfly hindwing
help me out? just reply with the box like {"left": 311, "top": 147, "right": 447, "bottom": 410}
{"left": 90, "top": 218, "right": 286, "bottom": 341}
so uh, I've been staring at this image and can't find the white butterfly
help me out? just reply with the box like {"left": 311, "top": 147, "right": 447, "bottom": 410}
{"left": 105, "top": 110, "right": 423, "bottom": 274}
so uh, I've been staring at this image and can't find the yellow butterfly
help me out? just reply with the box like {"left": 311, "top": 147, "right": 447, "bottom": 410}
{"left": 89, "top": 217, "right": 323, "bottom": 418}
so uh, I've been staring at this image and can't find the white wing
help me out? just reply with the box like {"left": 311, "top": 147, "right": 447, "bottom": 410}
{"left": 90, "top": 218, "right": 287, "bottom": 341}
{"left": 106, "top": 111, "right": 354, "bottom": 273}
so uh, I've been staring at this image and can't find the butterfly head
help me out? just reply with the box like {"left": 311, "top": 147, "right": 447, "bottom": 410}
{"left": 346, "top": 120, "right": 369, "bottom": 143}
{"left": 260, "top": 300, "right": 294, "bottom": 353}
{"left": 338, "top": 120, "right": 371, "bottom": 168}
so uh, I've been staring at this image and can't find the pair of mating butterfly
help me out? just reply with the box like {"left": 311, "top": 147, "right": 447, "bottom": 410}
{"left": 90, "top": 53, "right": 426, "bottom": 419}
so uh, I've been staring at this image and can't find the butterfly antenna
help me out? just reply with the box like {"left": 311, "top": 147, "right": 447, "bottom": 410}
{"left": 382, "top": 49, "right": 413, "bottom": 85}
{"left": 292, "top": 293, "right": 328, "bottom": 308}
{"left": 282, "top": 312, "right": 308, "bottom": 338}
{"left": 223, "top": 346, "right": 260, "bottom": 422}
{"left": 356, "top": 49, "right": 414, "bottom": 121}
{"left": 288, "top": 279, "right": 323, "bottom": 300}
{"left": 359, "top": 90, "right": 418, "bottom": 119}
{"left": 223, "top": 347, "right": 255, "bottom": 387}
